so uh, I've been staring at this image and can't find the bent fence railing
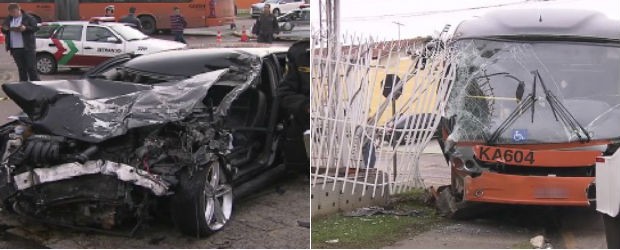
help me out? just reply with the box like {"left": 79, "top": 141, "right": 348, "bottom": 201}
{"left": 310, "top": 33, "right": 455, "bottom": 215}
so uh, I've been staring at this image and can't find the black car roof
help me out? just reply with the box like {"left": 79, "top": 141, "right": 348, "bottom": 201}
{"left": 123, "top": 47, "right": 287, "bottom": 77}
{"left": 452, "top": 9, "right": 620, "bottom": 41}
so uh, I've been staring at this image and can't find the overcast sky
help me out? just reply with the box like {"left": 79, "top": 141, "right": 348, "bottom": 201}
{"left": 310, "top": 0, "right": 620, "bottom": 40}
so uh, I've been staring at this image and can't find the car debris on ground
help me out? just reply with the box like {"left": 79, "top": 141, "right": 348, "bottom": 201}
{"left": 343, "top": 206, "right": 421, "bottom": 217}
{"left": 325, "top": 239, "right": 339, "bottom": 244}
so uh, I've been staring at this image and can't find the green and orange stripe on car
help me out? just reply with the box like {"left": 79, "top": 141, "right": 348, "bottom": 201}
{"left": 51, "top": 39, "right": 79, "bottom": 65}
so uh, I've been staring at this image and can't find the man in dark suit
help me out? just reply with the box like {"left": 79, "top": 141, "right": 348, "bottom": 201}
{"left": 119, "top": 7, "right": 142, "bottom": 31}
{"left": 278, "top": 39, "right": 310, "bottom": 170}
{"left": 252, "top": 4, "right": 279, "bottom": 43}
{"left": 1, "top": 3, "right": 40, "bottom": 81}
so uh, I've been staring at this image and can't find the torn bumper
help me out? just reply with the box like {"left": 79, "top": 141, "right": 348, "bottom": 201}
{"left": 13, "top": 160, "right": 170, "bottom": 196}
{"left": 464, "top": 172, "right": 592, "bottom": 206}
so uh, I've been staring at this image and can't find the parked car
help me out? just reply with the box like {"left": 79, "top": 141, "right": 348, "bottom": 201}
{"left": 275, "top": 7, "right": 310, "bottom": 41}
{"left": 0, "top": 47, "right": 289, "bottom": 237}
{"left": 34, "top": 20, "right": 186, "bottom": 75}
{"left": 434, "top": 9, "right": 620, "bottom": 220}
{"left": 250, "top": 0, "right": 305, "bottom": 17}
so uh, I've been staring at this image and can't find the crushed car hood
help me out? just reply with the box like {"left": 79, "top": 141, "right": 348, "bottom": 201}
{"left": 2, "top": 51, "right": 262, "bottom": 143}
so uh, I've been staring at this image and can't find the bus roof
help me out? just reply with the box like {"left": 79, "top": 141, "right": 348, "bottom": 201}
{"left": 452, "top": 9, "right": 620, "bottom": 41}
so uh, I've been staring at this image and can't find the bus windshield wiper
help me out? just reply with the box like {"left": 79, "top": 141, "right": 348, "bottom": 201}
{"left": 487, "top": 70, "right": 591, "bottom": 145}
{"left": 531, "top": 70, "right": 591, "bottom": 143}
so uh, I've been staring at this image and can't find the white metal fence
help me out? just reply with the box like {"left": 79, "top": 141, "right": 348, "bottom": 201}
{"left": 310, "top": 33, "right": 455, "bottom": 197}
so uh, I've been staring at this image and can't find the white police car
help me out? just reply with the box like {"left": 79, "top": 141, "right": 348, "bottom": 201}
{"left": 35, "top": 20, "right": 186, "bottom": 74}
{"left": 250, "top": 0, "right": 306, "bottom": 17}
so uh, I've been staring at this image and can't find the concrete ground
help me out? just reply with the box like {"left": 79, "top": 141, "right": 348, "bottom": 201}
{"left": 0, "top": 31, "right": 310, "bottom": 248}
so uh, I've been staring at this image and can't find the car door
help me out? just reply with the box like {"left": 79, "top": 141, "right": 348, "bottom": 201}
{"left": 50, "top": 24, "right": 84, "bottom": 68}
{"left": 81, "top": 26, "right": 125, "bottom": 67}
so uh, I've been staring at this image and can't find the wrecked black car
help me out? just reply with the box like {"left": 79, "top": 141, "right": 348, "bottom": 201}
{"left": 0, "top": 47, "right": 289, "bottom": 237}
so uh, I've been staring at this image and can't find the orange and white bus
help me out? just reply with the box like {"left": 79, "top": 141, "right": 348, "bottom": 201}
{"left": 0, "top": 0, "right": 235, "bottom": 34}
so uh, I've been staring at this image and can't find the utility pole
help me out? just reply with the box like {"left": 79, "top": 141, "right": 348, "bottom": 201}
{"left": 392, "top": 21, "right": 404, "bottom": 41}
{"left": 333, "top": 0, "right": 340, "bottom": 48}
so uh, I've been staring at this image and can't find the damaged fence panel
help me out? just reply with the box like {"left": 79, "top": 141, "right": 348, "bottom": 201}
{"left": 310, "top": 30, "right": 455, "bottom": 211}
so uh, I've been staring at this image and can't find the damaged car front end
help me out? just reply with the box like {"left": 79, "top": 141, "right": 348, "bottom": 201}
{"left": 436, "top": 9, "right": 620, "bottom": 218}
{"left": 0, "top": 49, "right": 287, "bottom": 237}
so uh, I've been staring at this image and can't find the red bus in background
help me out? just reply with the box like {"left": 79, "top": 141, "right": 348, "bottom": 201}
{"left": 0, "top": 0, "right": 235, "bottom": 34}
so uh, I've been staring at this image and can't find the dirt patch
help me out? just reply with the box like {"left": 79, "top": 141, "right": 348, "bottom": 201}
{"left": 311, "top": 189, "right": 443, "bottom": 249}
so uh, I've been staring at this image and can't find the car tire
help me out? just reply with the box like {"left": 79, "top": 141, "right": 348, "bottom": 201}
{"left": 603, "top": 214, "right": 620, "bottom": 248}
{"left": 172, "top": 160, "right": 233, "bottom": 237}
{"left": 139, "top": 15, "right": 157, "bottom": 35}
{"left": 272, "top": 8, "right": 280, "bottom": 16}
{"left": 36, "top": 53, "right": 57, "bottom": 75}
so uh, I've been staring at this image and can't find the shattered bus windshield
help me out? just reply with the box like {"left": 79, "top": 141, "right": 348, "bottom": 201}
{"left": 447, "top": 39, "right": 620, "bottom": 144}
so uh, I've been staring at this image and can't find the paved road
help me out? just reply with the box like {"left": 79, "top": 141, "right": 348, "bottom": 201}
{"left": 0, "top": 33, "right": 310, "bottom": 248}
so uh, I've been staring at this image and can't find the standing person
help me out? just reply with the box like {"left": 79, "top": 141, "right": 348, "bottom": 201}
{"left": 104, "top": 5, "right": 115, "bottom": 17}
{"left": 170, "top": 7, "right": 187, "bottom": 44}
{"left": 1, "top": 3, "right": 39, "bottom": 81}
{"left": 277, "top": 39, "right": 310, "bottom": 170}
{"left": 252, "top": 4, "right": 279, "bottom": 43}
{"left": 119, "top": 7, "right": 142, "bottom": 31}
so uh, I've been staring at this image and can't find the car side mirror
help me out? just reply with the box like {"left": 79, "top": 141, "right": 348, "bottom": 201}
{"left": 107, "top": 37, "right": 120, "bottom": 43}
{"left": 516, "top": 81, "right": 525, "bottom": 102}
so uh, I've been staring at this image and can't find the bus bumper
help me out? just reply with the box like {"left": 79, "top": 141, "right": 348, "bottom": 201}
{"left": 463, "top": 172, "right": 592, "bottom": 206}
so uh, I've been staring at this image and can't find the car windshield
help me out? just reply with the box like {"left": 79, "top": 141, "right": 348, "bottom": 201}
{"left": 446, "top": 39, "right": 620, "bottom": 144}
{"left": 110, "top": 24, "right": 148, "bottom": 41}
{"left": 265, "top": 0, "right": 279, "bottom": 3}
